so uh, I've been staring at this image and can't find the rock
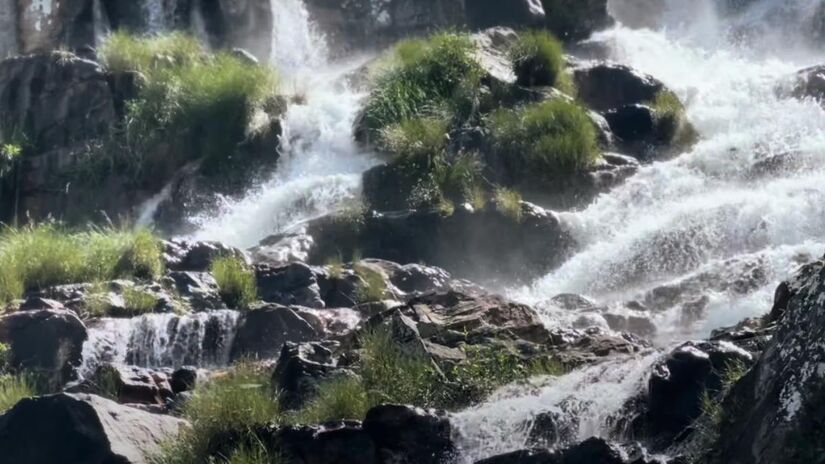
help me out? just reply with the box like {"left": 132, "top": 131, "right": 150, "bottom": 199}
{"left": 272, "top": 341, "right": 349, "bottom": 410}
{"left": 574, "top": 64, "right": 663, "bottom": 112}
{"left": 230, "top": 304, "right": 321, "bottom": 360}
{"left": 89, "top": 364, "right": 173, "bottom": 405}
{"left": 466, "top": 0, "right": 545, "bottom": 29}
{"left": 165, "top": 271, "right": 225, "bottom": 310}
{"left": 608, "top": 0, "right": 667, "bottom": 29}
{"left": 256, "top": 262, "right": 325, "bottom": 309}
{"left": 163, "top": 239, "right": 249, "bottom": 272}
{"left": 170, "top": 366, "right": 198, "bottom": 394}
{"left": 17, "top": 0, "right": 96, "bottom": 54}
{"left": 526, "top": 403, "right": 581, "bottom": 448}
{"left": 549, "top": 327, "right": 649, "bottom": 366}
{"left": 472, "top": 27, "right": 520, "bottom": 85}
{"left": 708, "top": 257, "right": 825, "bottom": 463}
{"left": 0, "top": 309, "right": 87, "bottom": 387}
{"left": 642, "top": 341, "right": 753, "bottom": 443}
{"left": 710, "top": 318, "right": 773, "bottom": 356}
{"left": 603, "top": 313, "right": 657, "bottom": 339}
{"left": 274, "top": 422, "right": 377, "bottom": 464}
{"left": 0, "top": 393, "right": 187, "bottom": 464}
{"left": 18, "top": 296, "right": 64, "bottom": 311}
{"left": 541, "top": 0, "right": 613, "bottom": 41}
{"left": 476, "top": 437, "right": 627, "bottom": 464}
{"left": 0, "top": 0, "right": 18, "bottom": 58}
{"left": 363, "top": 404, "right": 455, "bottom": 463}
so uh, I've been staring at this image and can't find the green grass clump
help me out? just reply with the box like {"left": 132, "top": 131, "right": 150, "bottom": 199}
{"left": 490, "top": 99, "right": 599, "bottom": 178}
{"left": 493, "top": 187, "right": 523, "bottom": 222}
{"left": 211, "top": 256, "right": 257, "bottom": 309}
{"left": 510, "top": 30, "right": 573, "bottom": 94}
{"left": 353, "top": 263, "right": 388, "bottom": 304}
{"left": 123, "top": 286, "right": 158, "bottom": 315}
{"left": 0, "top": 374, "right": 34, "bottom": 412}
{"left": 379, "top": 116, "right": 449, "bottom": 160}
{"left": 153, "top": 363, "right": 280, "bottom": 464}
{"left": 95, "top": 31, "right": 279, "bottom": 180}
{"left": 647, "top": 89, "right": 697, "bottom": 147}
{"left": 292, "top": 376, "right": 370, "bottom": 424}
{"left": 0, "top": 223, "right": 163, "bottom": 304}
{"left": 363, "top": 32, "right": 483, "bottom": 135}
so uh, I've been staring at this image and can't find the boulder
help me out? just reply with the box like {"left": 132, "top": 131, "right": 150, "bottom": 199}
{"left": 791, "top": 64, "right": 825, "bottom": 103}
{"left": 475, "top": 437, "right": 628, "bottom": 464}
{"left": 708, "top": 257, "right": 825, "bottom": 463}
{"left": 541, "top": 0, "right": 613, "bottom": 41}
{"left": 170, "top": 366, "right": 198, "bottom": 394}
{"left": 163, "top": 239, "right": 249, "bottom": 272}
{"left": 272, "top": 341, "right": 350, "bottom": 410}
{"left": 274, "top": 422, "right": 377, "bottom": 464}
{"left": 0, "top": 393, "right": 187, "bottom": 463}
{"left": 466, "top": 0, "right": 545, "bottom": 29}
{"left": 230, "top": 304, "right": 320, "bottom": 360}
{"left": 0, "top": 309, "right": 87, "bottom": 387}
{"left": 256, "top": 262, "right": 325, "bottom": 309}
{"left": 363, "top": 404, "right": 454, "bottom": 463}
{"left": 18, "top": 296, "right": 64, "bottom": 311}
{"left": 93, "top": 364, "right": 174, "bottom": 405}
{"left": 548, "top": 327, "right": 649, "bottom": 366}
{"left": 0, "top": 0, "right": 18, "bottom": 58}
{"left": 165, "top": 271, "right": 224, "bottom": 310}
{"left": 17, "top": 0, "right": 96, "bottom": 54}
{"left": 574, "top": 64, "right": 663, "bottom": 112}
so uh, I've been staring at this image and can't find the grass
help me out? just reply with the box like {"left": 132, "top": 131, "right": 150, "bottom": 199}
{"left": 378, "top": 116, "right": 449, "bottom": 160}
{"left": 90, "top": 31, "right": 280, "bottom": 182}
{"left": 123, "top": 286, "right": 158, "bottom": 314}
{"left": 510, "top": 30, "right": 574, "bottom": 94}
{"left": 211, "top": 256, "right": 257, "bottom": 309}
{"left": 291, "top": 376, "right": 370, "bottom": 424}
{"left": 362, "top": 32, "right": 483, "bottom": 135}
{"left": 153, "top": 362, "right": 280, "bottom": 464}
{"left": 0, "top": 223, "right": 163, "bottom": 304}
{"left": 647, "top": 89, "right": 697, "bottom": 147}
{"left": 489, "top": 99, "right": 599, "bottom": 178}
{"left": 353, "top": 263, "right": 388, "bottom": 304}
{"left": 690, "top": 360, "right": 750, "bottom": 463}
{"left": 493, "top": 187, "right": 523, "bottom": 222}
{"left": 0, "top": 374, "right": 34, "bottom": 412}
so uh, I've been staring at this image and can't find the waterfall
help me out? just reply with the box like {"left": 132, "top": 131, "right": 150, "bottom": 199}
{"left": 79, "top": 310, "right": 240, "bottom": 377}
{"left": 190, "top": 0, "right": 377, "bottom": 248}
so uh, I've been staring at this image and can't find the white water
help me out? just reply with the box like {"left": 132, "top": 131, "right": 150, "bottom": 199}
{"left": 191, "top": 0, "right": 377, "bottom": 248}
{"left": 79, "top": 310, "right": 240, "bottom": 377}
{"left": 454, "top": 0, "right": 825, "bottom": 459}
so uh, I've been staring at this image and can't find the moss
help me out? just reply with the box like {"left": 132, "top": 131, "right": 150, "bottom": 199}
{"left": 211, "top": 256, "right": 257, "bottom": 309}
{"left": 489, "top": 99, "right": 599, "bottom": 179}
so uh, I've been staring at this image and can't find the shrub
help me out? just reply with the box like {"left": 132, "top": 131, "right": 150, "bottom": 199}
{"left": 211, "top": 256, "right": 257, "bottom": 309}
{"left": 489, "top": 99, "right": 599, "bottom": 178}
{"left": 510, "top": 30, "right": 573, "bottom": 94}
{"left": 0, "top": 375, "right": 34, "bottom": 412}
{"left": 436, "top": 153, "right": 483, "bottom": 205}
{"left": 293, "top": 376, "right": 370, "bottom": 424}
{"left": 154, "top": 362, "right": 280, "bottom": 464}
{"left": 353, "top": 263, "right": 387, "bottom": 304}
{"left": 493, "top": 187, "right": 523, "bottom": 222}
{"left": 0, "top": 224, "right": 163, "bottom": 304}
{"left": 363, "top": 32, "right": 483, "bottom": 134}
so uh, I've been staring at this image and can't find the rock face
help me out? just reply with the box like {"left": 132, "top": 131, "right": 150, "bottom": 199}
{"left": 230, "top": 304, "right": 321, "bottom": 360}
{"left": 163, "top": 239, "right": 249, "bottom": 272}
{"left": 0, "top": 0, "right": 18, "bottom": 58}
{"left": 17, "top": 0, "right": 96, "bottom": 54}
{"left": 709, "top": 259, "right": 825, "bottom": 463}
{"left": 0, "top": 393, "right": 187, "bottom": 464}
{"left": 475, "top": 437, "right": 629, "bottom": 464}
{"left": 541, "top": 0, "right": 613, "bottom": 41}
{"left": 0, "top": 309, "right": 87, "bottom": 387}
{"left": 271, "top": 341, "right": 351, "bottom": 410}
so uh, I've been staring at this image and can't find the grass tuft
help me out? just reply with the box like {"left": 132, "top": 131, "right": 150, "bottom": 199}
{"left": 211, "top": 256, "right": 257, "bottom": 309}
{"left": 493, "top": 187, "right": 523, "bottom": 222}
{"left": 123, "top": 286, "right": 158, "bottom": 315}
{"left": 291, "top": 376, "right": 369, "bottom": 424}
{"left": 489, "top": 99, "right": 599, "bottom": 178}
{"left": 510, "top": 30, "right": 573, "bottom": 94}
{"left": 353, "top": 263, "right": 388, "bottom": 304}
{"left": 0, "top": 374, "right": 34, "bottom": 412}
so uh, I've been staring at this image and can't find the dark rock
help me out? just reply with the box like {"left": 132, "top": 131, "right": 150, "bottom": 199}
{"left": 165, "top": 271, "right": 225, "bottom": 310}
{"left": 791, "top": 64, "right": 825, "bottom": 102}
{"left": 603, "top": 313, "right": 657, "bottom": 339}
{"left": 526, "top": 404, "right": 581, "bottom": 448}
{"left": 0, "top": 393, "right": 187, "bottom": 463}
{"left": 90, "top": 364, "right": 173, "bottom": 405}
{"left": 256, "top": 262, "right": 324, "bottom": 309}
{"left": 476, "top": 437, "right": 627, "bottom": 464}
{"left": 18, "top": 297, "right": 65, "bottom": 311}
{"left": 475, "top": 448, "right": 559, "bottom": 464}
{"left": 163, "top": 239, "right": 249, "bottom": 272}
{"left": 170, "top": 366, "right": 198, "bottom": 394}
{"left": 0, "top": 309, "right": 87, "bottom": 387}
{"left": 549, "top": 327, "right": 649, "bottom": 366}
{"left": 466, "top": 0, "right": 545, "bottom": 29}
{"left": 230, "top": 304, "right": 320, "bottom": 360}
{"left": 274, "top": 422, "right": 377, "bottom": 464}
{"left": 541, "top": 0, "right": 613, "bottom": 41}
{"left": 710, "top": 318, "right": 773, "bottom": 356}
{"left": 272, "top": 341, "right": 349, "bottom": 410}
{"left": 363, "top": 404, "right": 455, "bottom": 464}
{"left": 574, "top": 64, "right": 664, "bottom": 112}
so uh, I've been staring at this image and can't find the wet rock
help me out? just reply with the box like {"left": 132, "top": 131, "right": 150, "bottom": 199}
{"left": 643, "top": 341, "right": 753, "bottom": 442}
{"left": 476, "top": 437, "right": 627, "bottom": 464}
{"left": 363, "top": 404, "right": 454, "bottom": 464}
{"left": 526, "top": 403, "right": 582, "bottom": 448}
{"left": 272, "top": 341, "right": 350, "bottom": 410}
{"left": 163, "top": 239, "right": 249, "bottom": 272}
{"left": 0, "top": 309, "right": 87, "bottom": 387}
{"left": 603, "top": 313, "right": 657, "bottom": 339}
{"left": 790, "top": 63, "right": 825, "bottom": 104}
{"left": 255, "top": 262, "right": 324, "bottom": 308}
{"left": 87, "top": 364, "right": 174, "bottom": 405}
{"left": 541, "top": 0, "right": 613, "bottom": 41}
{"left": 574, "top": 64, "right": 663, "bottom": 112}
{"left": 170, "top": 366, "right": 198, "bottom": 394}
{"left": 710, "top": 317, "right": 773, "bottom": 355}
{"left": 467, "top": 0, "right": 545, "bottom": 29}
{"left": 549, "top": 327, "right": 649, "bottom": 366}
{"left": 230, "top": 304, "right": 320, "bottom": 360}
{"left": 0, "top": 393, "right": 187, "bottom": 463}
{"left": 18, "top": 296, "right": 65, "bottom": 311}
{"left": 274, "top": 422, "right": 377, "bottom": 464}
{"left": 165, "top": 271, "right": 224, "bottom": 310}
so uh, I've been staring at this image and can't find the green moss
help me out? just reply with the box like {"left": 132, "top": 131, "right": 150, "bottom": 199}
{"left": 510, "top": 30, "right": 572, "bottom": 93}
{"left": 211, "top": 256, "right": 257, "bottom": 309}
{"left": 489, "top": 99, "right": 599, "bottom": 179}
{"left": 363, "top": 32, "right": 483, "bottom": 135}
{"left": 0, "top": 223, "right": 163, "bottom": 304}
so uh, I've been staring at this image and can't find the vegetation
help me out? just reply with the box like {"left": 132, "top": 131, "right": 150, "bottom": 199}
{"left": 0, "top": 343, "right": 35, "bottom": 413}
{"left": 691, "top": 360, "right": 750, "bottom": 463}
{"left": 353, "top": 263, "right": 388, "bottom": 303}
{"left": 123, "top": 286, "right": 159, "bottom": 314}
{"left": 291, "top": 376, "right": 370, "bottom": 424}
{"left": 647, "top": 89, "right": 697, "bottom": 146}
{"left": 211, "top": 256, "right": 257, "bottom": 309}
{"left": 489, "top": 99, "right": 599, "bottom": 179}
{"left": 363, "top": 32, "right": 483, "bottom": 135}
{"left": 510, "top": 30, "right": 574, "bottom": 94}
{"left": 153, "top": 363, "right": 279, "bottom": 464}
{"left": 87, "top": 32, "right": 280, "bottom": 183}
{"left": 0, "top": 223, "right": 163, "bottom": 304}
{"left": 493, "top": 187, "right": 523, "bottom": 222}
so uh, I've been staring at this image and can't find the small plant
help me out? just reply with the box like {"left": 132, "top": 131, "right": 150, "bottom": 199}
{"left": 379, "top": 116, "right": 449, "bottom": 160}
{"left": 0, "top": 143, "right": 21, "bottom": 178}
{"left": 353, "top": 263, "right": 388, "bottom": 304}
{"left": 435, "top": 153, "right": 483, "bottom": 205}
{"left": 292, "top": 376, "right": 370, "bottom": 424}
{"left": 647, "top": 89, "right": 697, "bottom": 146}
{"left": 83, "top": 282, "right": 113, "bottom": 318}
{"left": 325, "top": 254, "right": 346, "bottom": 279}
{"left": 211, "top": 256, "right": 257, "bottom": 308}
{"left": 123, "top": 286, "right": 158, "bottom": 315}
{"left": 0, "top": 374, "right": 34, "bottom": 412}
{"left": 493, "top": 187, "right": 524, "bottom": 222}
{"left": 510, "top": 30, "right": 574, "bottom": 94}
{"left": 489, "top": 99, "right": 599, "bottom": 178}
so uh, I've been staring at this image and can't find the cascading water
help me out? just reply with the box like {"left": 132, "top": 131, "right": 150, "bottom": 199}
{"left": 80, "top": 310, "right": 240, "bottom": 377}
{"left": 190, "top": 0, "right": 377, "bottom": 248}
{"left": 453, "top": 0, "right": 825, "bottom": 460}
